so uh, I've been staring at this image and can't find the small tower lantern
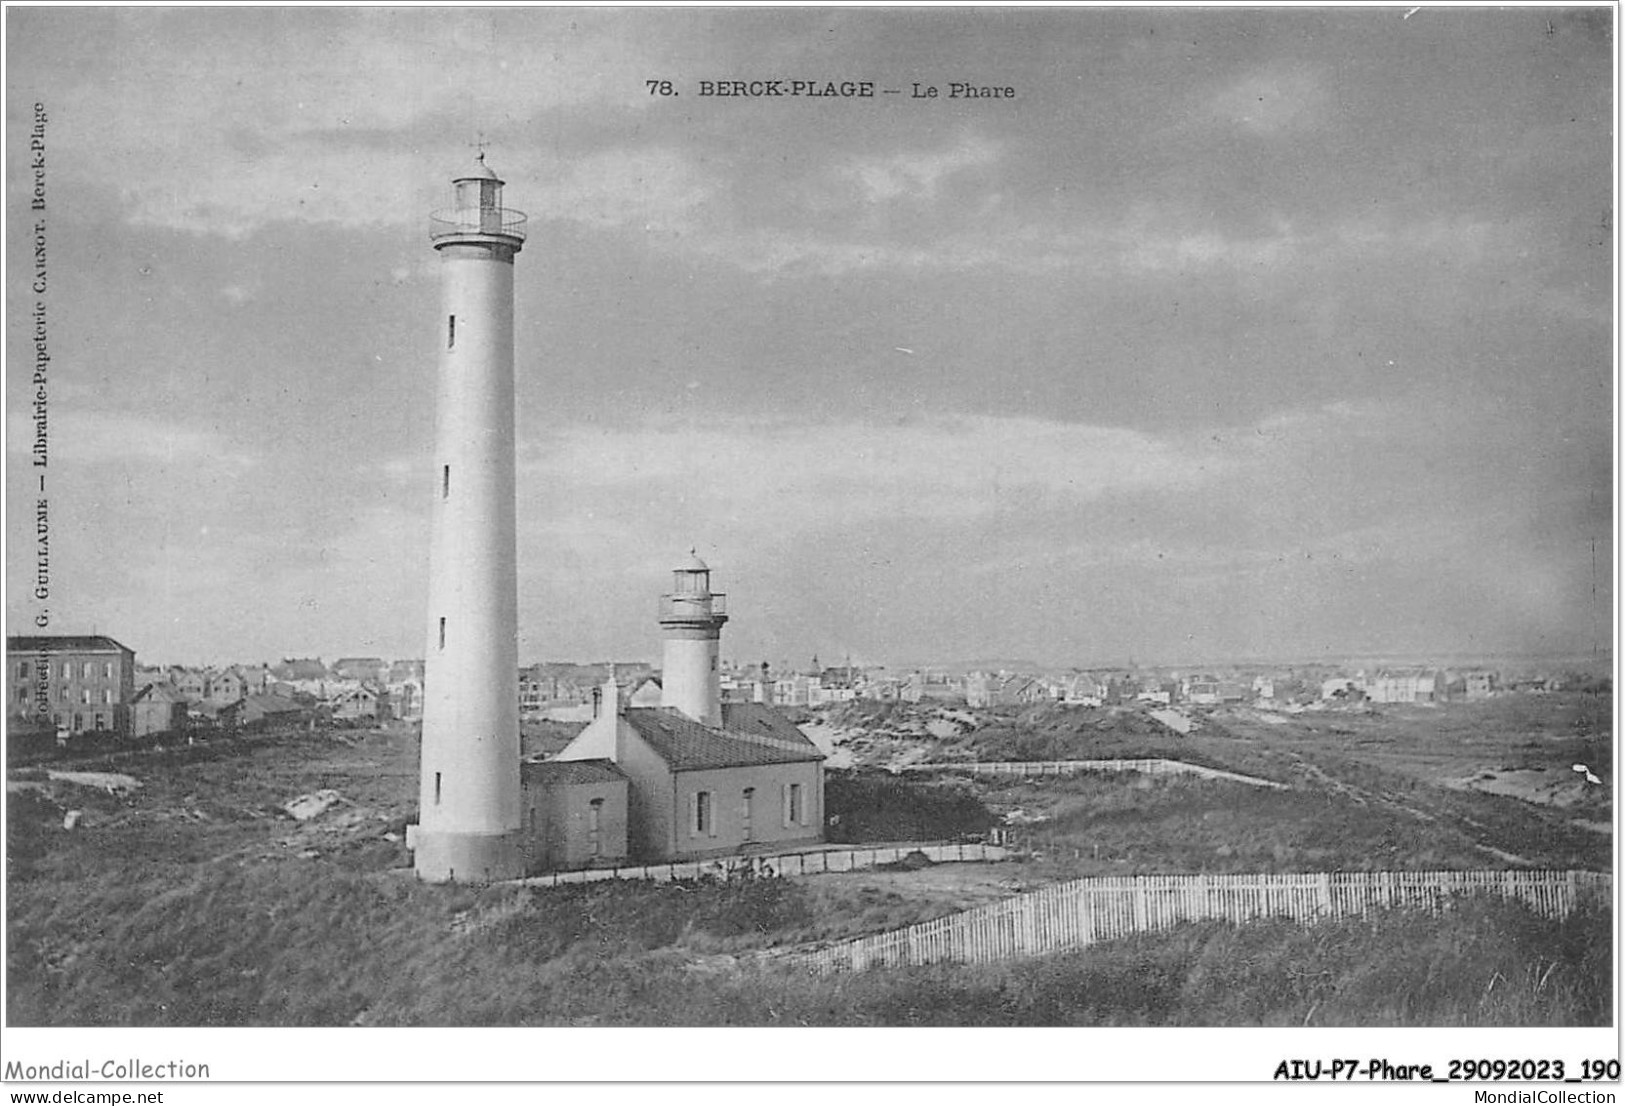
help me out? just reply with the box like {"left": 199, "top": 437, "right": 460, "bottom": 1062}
{"left": 659, "top": 550, "right": 729, "bottom": 726}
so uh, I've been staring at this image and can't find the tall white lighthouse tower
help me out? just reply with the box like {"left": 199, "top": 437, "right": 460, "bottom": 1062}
{"left": 413, "top": 156, "right": 527, "bottom": 882}
{"left": 659, "top": 552, "right": 728, "bottom": 726}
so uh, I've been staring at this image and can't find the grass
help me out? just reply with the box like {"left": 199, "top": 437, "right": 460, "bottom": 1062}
{"left": 823, "top": 770, "right": 997, "bottom": 844}
{"left": 6, "top": 694, "right": 1613, "bottom": 1026}
{"left": 11, "top": 851, "right": 1605, "bottom": 1026}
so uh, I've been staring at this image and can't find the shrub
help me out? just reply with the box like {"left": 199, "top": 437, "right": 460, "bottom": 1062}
{"left": 824, "top": 770, "right": 997, "bottom": 843}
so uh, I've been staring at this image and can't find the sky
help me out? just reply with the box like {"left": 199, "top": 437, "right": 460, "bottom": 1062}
{"left": 3, "top": 6, "right": 1614, "bottom": 671}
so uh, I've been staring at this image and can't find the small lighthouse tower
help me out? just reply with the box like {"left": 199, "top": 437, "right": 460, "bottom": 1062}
{"left": 413, "top": 156, "right": 527, "bottom": 883}
{"left": 659, "top": 551, "right": 728, "bottom": 726}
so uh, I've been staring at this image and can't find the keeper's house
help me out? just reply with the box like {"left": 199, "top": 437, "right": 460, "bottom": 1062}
{"left": 542, "top": 556, "right": 824, "bottom": 864}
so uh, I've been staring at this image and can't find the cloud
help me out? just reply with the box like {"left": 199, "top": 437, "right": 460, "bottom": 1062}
{"left": 531, "top": 147, "right": 717, "bottom": 233}
{"left": 516, "top": 412, "right": 1235, "bottom": 548}
{"left": 842, "top": 136, "right": 1001, "bottom": 203}
{"left": 1209, "top": 64, "right": 1328, "bottom": 134}
{"left": 42, "top": 8, "right": 684, "bottom": 237}
{"left": 6, "top": 410, "right": 258, "bottom": 470}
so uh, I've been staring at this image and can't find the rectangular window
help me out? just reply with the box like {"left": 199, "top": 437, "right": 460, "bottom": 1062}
{"left": 17, "top": 686, "right": 28, "bottom": 703}
{"left": 588, "top": 798, "right": 603, "bottom": 857}
{"left": 17, "top": 662, "right": 28, "bottom": 680}
{"left": 81, "top": 688, "right": 92, "bottom": 704}
{"left": 693, "top": 790, "right": 711, "bottom": 836}
{"left": 62, "top": 663, "right": 71, "bottom": 680}
{"left": 104, "top": 662, "right": 113, "bottom": 680}
{"left": 438, "top": 618, "right": 446, "bottom": 650}
{"left": 789, "top": 783, "right": 803, "bottom": 826}
{"left": 60, "top": 687, "right": 70, "bottom": 702}
{"left": 741, "top": 788, "right": 754, "bottom": 842}
{"left": 447, "top": 315, "right": 455, "bottom": 349}
{"left": 434, "top": 772, "right": 442, "bottom": 805}
{"left": 442, "top": 465, "right": 450, "bottom": 499}
{"left": 103, "top": 689, "right": 113, "bottom": 704}
{"left": 83, "top": 662, "right": 93, "bottom": 680}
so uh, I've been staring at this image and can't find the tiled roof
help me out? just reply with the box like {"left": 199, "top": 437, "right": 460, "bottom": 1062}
{"left": 8, "top": 635, "right": 133, "bottom": 655}
{"left": 720, "top": 702, "right": 819, "bottom": 750}
{"left": 625, "top": 708, "right": 823, "bottom": 772}
{"left": 522, "top": 758, "right": 629, "bottom": 787}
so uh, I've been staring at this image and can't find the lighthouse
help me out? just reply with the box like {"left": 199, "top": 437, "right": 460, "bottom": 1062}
{"left": 659, "top": 552, "right": 729, "bottom": 726}
{"left": 412, "top": 156, "right": 527, "bottom": 883}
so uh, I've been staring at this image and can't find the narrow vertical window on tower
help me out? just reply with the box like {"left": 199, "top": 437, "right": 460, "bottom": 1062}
{"left": 435, "top": 772, "right": 442, "bottom": 805}
{"left": 447, "top": 314, "right": 456, "bottom": 349}
{"left": 442, "top": 465, "right": 450, "bottom": 500}
{"left": 438, "top": 618, "right": 446, "bottom": 650}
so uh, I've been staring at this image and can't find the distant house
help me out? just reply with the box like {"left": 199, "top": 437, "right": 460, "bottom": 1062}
{"left": 171, "top": 667, "right": 209, "bottom": 702}
{"left": 131, "top": 682, "right": 188, "bottom": 738}
{"left": 1463, "top": 672, "right": 1496, "bottom": 700}
{"left": 331, "top": 686, "right": 383, "bottom": 723}
{"left": 239, "top": 666, "right": 273, "bottom": 696}
{"left": 207, "top": 667, "right": 248, "bottom": 705}
{"left": 7, "top": 634, "right": 137, "bottom": 738}
{"left": 231, "top": 693, "right": 310, "bottom": 730}
{"left": 271, "top": 658, "right": 328, "bottom": 682}
{"left": 332, "top": 657, "right": 389, "bottom": 683}
{"left": 388, "top": 678, "right": 423, "bottom": 722}
{"left": 1185, "top": 676, "right": 1222, "bottom": 706}
{"left": 1063, "top": 673, "right": 1104, "bottom": 706}
{"left": 964, "top": 673, "right": 995, "bottom": 708}
{"left": 1321, "top": 677, "right": 1359, "bottom": 701}
{"left": 994, "top": 675, "right": 1047, "bottom": 707}
{"left": 1365, "top": 670, "right": 1444, "bottom": 704}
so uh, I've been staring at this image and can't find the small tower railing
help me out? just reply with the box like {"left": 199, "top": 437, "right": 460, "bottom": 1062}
{"left": 659, "top": 593, "right": 727, "bottom": 621}
{"left": 429, "top": 207, "right": 528, "bottom": 241}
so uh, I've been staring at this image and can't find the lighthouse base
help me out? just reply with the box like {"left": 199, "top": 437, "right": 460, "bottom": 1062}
{"left": 411, "top": 827, "right": 525, "bottom": 883}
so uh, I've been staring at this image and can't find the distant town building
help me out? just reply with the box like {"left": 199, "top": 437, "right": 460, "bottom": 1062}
{"left": 272, "top": 657, "right": 329, "bottom": 682}
{"left": 7, "top": 635, "right": 137, "bottom": 738}
{"left": 331, "top": 685, "right": 384, "bottom": 723}
{"left": 331, "top": 657, "right": 389, "bottom": 683}
{"left": 1364, "top": 669, "right": 1444, "bottom": 704}
{"left": 130, "top": 681, "right": 188, "bottom": 738}
{"left": 206, "top": 667, "right": 249, "bottom": 705}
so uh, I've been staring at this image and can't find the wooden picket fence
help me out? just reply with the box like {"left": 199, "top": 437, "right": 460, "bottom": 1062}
{"left": 788, "top": 869, "right": 1611, "bottom": 974}
{"left": 901, "top": 758, "right": 1288, "bottom": 789}
{"left": 519, "top": 840, "right": 1010, "bottom": 888}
